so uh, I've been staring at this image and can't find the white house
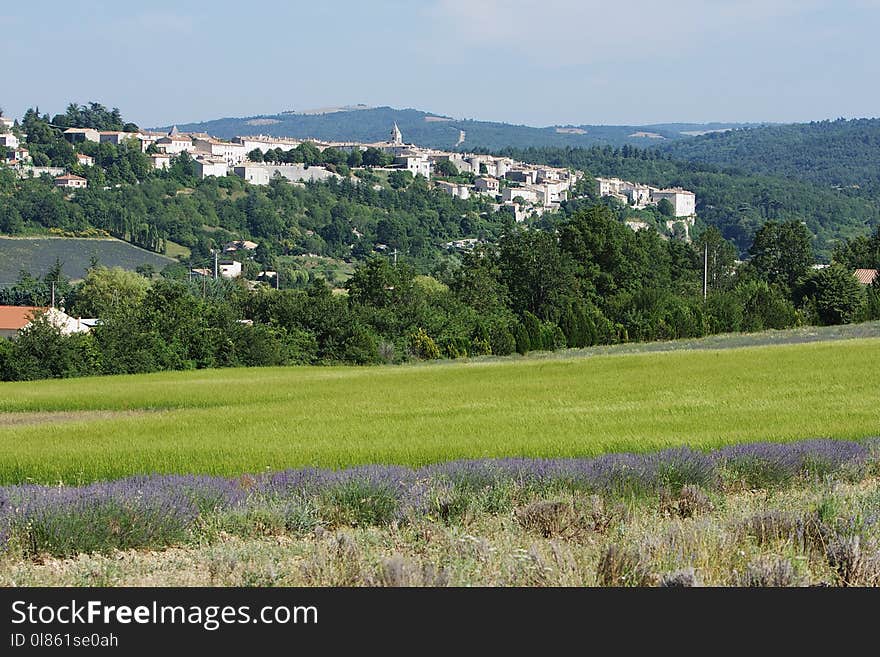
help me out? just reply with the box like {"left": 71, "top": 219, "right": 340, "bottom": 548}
{"left": 0, "top": 133, "right": 19, "bottom": 149}
{"left": 193, "top": 137, "right": 249, "bottom": 165}
{"left": 395, "top": 154, "right": 432, "bottom": 178}
{"left": 233, "top": 163, "right": 270, "bottom": 185}
{"left": 474, "top": 177, "right": 500, "bottom": 194}
{"left": 63, "top": 128, "right": 100, "bottom": 143}
{"left": 0, "top": 306, "right": 93, "bottom": 339}
{"left": 435, "top": 180, "right": 471, "bottom": 200}
{"left": 4, "top": 147, "right": 30, "bottom": 164}
{"left": 652, "top": 188, "right": 696, "bottom": 217}
{"left": 502, "top": 185, "right": 538, "bottom": 204}
{"left": 149, "top": 153, "right": 171, "bottom": 170}
{"left": 54, "top": 174, "right": 88, "bottom": 189}
{"left": 219, "top": 260, "right": 242, "bottom": 279}
{"left": 0, "top": 117, "right": 14, "bottom": 130}
{"left": 155, "top": 127, "right": 194, "bottom": 154}
{"left": 76, "top": 153, "right": 95, "bottom": 166}
{"left": 192, "top": 157, "right": 228, "bottom": 179}
{"left": 99, "top": 131, "right": 138, "bottom": 145}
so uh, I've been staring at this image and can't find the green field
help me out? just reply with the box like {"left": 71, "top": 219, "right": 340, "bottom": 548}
{"left": 1, "top": 335, "right": 878, "bottom": 484}
{"left": 0, "top": 236, "right": 176, "bottom": 284}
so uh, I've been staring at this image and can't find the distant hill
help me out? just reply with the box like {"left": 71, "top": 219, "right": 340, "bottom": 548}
{"left": 153, "top": 106, "right": 750, "bottom": 151}
{"left": 659, "top": 118, "right": 880, "bottom": 192}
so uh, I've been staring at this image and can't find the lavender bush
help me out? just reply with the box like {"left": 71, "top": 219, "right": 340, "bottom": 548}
{"left": 0, "top": 438, "right": 875, "bottom": 557}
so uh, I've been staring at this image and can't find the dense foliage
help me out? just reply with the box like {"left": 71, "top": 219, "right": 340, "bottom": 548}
{"left": 659, "top": 118, "right": 880, "bottom": 194}
{"left": 4, "top": 204, "right": 878, "bottom": 382}
{"left": 498, "top": 145, "right": 880, "bottom": 258}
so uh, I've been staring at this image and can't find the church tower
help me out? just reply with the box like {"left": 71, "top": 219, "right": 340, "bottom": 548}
{"left": 391, "top": 122, "right": 403, "bottom": 145}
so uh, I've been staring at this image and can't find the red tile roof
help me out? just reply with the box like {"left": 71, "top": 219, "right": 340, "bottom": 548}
{"left": 0, "top": 306, "right": 44, "bottom": 331}
{"left": 854, "top": 268, "right": 878, "bottom": 285}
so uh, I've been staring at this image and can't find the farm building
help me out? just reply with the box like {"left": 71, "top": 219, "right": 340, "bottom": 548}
{"left": 0, "top": 306, "right": 93, "bottom": 339}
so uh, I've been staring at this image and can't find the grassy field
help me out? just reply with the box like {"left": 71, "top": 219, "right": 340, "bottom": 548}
{"left": 0, "top": 333, "right": 879, "bottom": 484}
{"left": 0, "top": 236, "right": 176, "bottom": 284}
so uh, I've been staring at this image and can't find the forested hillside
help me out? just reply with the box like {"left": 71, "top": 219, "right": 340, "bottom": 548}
{"left": 501, "top": 145, "right": 880, "bottom": 258}
{"left": 659, "top": 118, "right": 880, "bottom": 193}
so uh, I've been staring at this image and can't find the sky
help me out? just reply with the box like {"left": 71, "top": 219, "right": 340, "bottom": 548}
{"left": 2, "top": 0, "right": 879, "bottom": 128}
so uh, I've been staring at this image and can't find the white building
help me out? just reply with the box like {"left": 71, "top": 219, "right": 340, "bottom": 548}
{"left": 502, "top": 186, "right": 538, "bottom": 204}
{"left": 99, "top": 131, "right": 138, "bottom": 145}
{"left": 232, "top": 163, "right": 340, "bottom": 185}
{"left": 505, "top": 168, "right": 537, "bottom": 185}
{"left": 54, "top": 174, "right": 88, "bottom": 189}
{"left": 149, "top": 153, "right": 171, "bottom": 170}
{"left": 435, "top": 180, "right": 471, "bottom": 199}
{"left": 395, "top": 154, "right": 432, "bottom": 178}
{"left": 193, "top": 137, "right": 249, "bottom": 165}
{"left": 63, "top": 128, "right": 100, "bottom": 143}
{"left": 192, "top": 157, "right": 228, "bottom": 179}
{"left": 136, "top": 132, "right": 162, "bottom": 153}
{"left": 233, "top": 163, "right": 270, "bottom": 185}
{"left": 0, "top": 133, "right": 19, "bottom": 149}
{"left": 5, "top": 147, "right": 30, "bottom": 164}
{"left": 219, "top": 260, "right": 242, "bottom": 279}
{"left": 474, "top": 177, "right": 500, "bottom": 194}
{"left": 0, "top": 117, "right": 14, "bottom": 130}
{"left": 233, "top": 135, "right": 302, "bottom": 154}
{"left": 652, "top": 189, "right": 696, "bottom": 217}
{"left": 155, "top": 127, "right": 194, "bottom": 154}
{"left": 76, "top": 153, "right": 94, "bottom": 166}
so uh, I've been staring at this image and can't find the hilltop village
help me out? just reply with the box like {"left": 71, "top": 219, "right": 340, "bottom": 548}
{"left": 3, "top": 115, "right": 696, "bottom": 232}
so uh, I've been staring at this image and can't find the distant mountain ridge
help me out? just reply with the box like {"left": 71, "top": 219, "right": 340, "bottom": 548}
{"left": 152, "top": 106, "right": 752, "bottom": 150}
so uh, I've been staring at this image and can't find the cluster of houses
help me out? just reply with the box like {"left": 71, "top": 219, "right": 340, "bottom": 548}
{"left": 596, "top": 176, "right": 697, "bottom": 238}
{"left": 3, "top": 115, "right": 583, "bottom": 220}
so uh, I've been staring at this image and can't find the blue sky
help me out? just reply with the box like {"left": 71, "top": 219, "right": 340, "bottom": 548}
{"left": 2, "top": 1, "right": 878, "bottom": 127}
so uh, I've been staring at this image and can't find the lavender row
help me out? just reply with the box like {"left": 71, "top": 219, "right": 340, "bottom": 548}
{"left": 1, "top": 438, "right": 877, "bottom": 556}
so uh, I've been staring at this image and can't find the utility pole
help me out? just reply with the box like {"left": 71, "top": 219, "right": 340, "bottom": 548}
{"left": 213, "top": 250, "right": 219, "bottom": 280}
{"left": 391, "top": 248, "right": 398, "bottom": 265}
{"left": 703, "top": 241, "right": 708, "bottom": 301}
{"left": 50, "top": 282, "right": 56, "bottom": 308}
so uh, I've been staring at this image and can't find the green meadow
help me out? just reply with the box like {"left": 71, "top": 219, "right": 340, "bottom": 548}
{"left": 0, "top": 337, "right": 878, "bottom": 484}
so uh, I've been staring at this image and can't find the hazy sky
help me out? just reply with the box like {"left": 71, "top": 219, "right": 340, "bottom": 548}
{"left": 3, "top": 1, "right": 878, "bottom": 127}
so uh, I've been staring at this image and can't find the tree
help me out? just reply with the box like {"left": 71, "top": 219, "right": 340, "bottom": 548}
{"left": 73, "top": 266, "right": 150, "bottom": 317}
{"left": 498, "top": 227, "right": 578, "bottom": 320}
{"left": 657, "top": 198, "right": 674, "bottom": 217}
{"left": 795, "top": 264, "right": 867, "bottom": 325}
{"left": 433, "top": 160, "right": 459, "bottom": 177}
{"left": 362, "top": 147, "right": 392, "bottom": 167}
{"left": 388, "top": 170, "right": 413, "bottom": 189}
{"left": 694, "top": 226, "right": 737, "bottom": 291}
{"left": 749, "top": 220, "right": 813, "bottom": 290}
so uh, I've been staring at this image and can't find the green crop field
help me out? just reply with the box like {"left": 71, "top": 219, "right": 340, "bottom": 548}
{"left": 0, "top": 236, "right": 176, "bottom": 284}
{"left": 0, "top": 337, "right": 878, "bottom": 484}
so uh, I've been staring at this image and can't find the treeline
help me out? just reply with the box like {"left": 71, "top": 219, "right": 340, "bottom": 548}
{"left": 50, "top": 102, "right": 140, "bottom": 132}
{"left": 3, "top": 206, "right": 879, "bottom": 382}
{"left": 498, "top": 145, "right": 880, "bottom": 259}
{"left": 0, "top": 163, "right": 509, "bottom": 270}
